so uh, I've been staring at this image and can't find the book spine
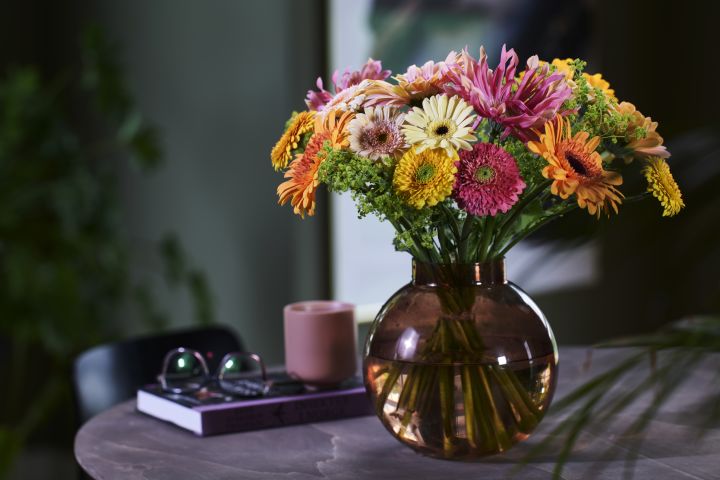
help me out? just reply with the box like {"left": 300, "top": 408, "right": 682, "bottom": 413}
{"left": 201, "top": 392, "right": 373, "bottom": 435}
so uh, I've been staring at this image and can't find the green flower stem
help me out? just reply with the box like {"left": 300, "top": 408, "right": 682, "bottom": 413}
{"left": 491, "top": 179, "right": 552, "bottom": 256}
{"left": 478, "top": 216, "right": 497, "bottom": 261}
{"left": 438, "top": 364, "right": 456, "bottom": 455}
{"left": 623, "top": 192, "right": 652, "bottom": 204}
{"left": 438, "top": 317, "right": 456, "bottom": 455}
{"left": 498, "top": 203, "right": 579, "bottom": 257}
{"left": 469, "top": 366, "right": 505, "bottom": 451}
{"left": 390, "top": 217, "right": 437, "bottom": 264}
{"left": 452, "top": 214, "right": 473, "bottom": 263}
{"left": 436, "top": 224, "right": 455, "bottom": 265}
{"left": 440, "top": 204, "right": 462, "bottom": 246}
{"left": 464, "top": 367, "right": 490, "bottom": 450}
{"left": 397, "top": 367, "right": 422, "bottom": 437}
{"left": 471, "top": 217, "right": 488, "bottom": 260}
{"left": 478, "top": 367, "right": 513, "bottom": 451}
{"left": 461, "top": 366, "right": 480, "bottom": 448}
{"left": 496, "top": 179, "right": 550, "bottom": 232}
{"left": 490, "top": 366, "right": 540, "bottom": 431}
{"left": 451, "top": 314, "right": 484, "bottom": 353}
{"left": 466, "top": 221, "right": 485, "bottom": 263}
{"left": 375, "top": 366, "right": 403, "bottom": 417}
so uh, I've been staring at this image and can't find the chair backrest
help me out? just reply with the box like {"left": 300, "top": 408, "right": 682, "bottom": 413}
{"left": 72, "top": 325, "right": 243, "bottom": 424}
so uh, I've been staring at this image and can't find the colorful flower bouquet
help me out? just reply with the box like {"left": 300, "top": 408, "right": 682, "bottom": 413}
{"left": 271, "top": 46, "right": 684, "bottom": 458}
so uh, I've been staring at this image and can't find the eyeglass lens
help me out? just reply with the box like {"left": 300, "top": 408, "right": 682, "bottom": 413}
{"left": 160, "top": 348, "right": 209, "bottom": 394}
{"left": 217, "top": 352, "right": 269, "bottom": 398}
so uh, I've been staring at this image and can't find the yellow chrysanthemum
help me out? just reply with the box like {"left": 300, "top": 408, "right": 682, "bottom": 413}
{"left": 527, "top": 115, "right": 623, "bottom": 217}
{"left": 583, "top": 72, "right": 616, "bottom": 102}
{"left": 277, "top": 110, "right": 353, "bottom": 217}
{"left": 546, "top": 58, "right": 616, "bottom": 102}
{"left": 642, "top": 157, "right": 684, "bottom": 217}
{"left": 393, "top": 148, "right": 457, "bottom": 209}
{"left": 550, "top": 58, "right": 574, "bottom": 81}
{"left": 271, "top": 111, "right": 316, "bottom": 171}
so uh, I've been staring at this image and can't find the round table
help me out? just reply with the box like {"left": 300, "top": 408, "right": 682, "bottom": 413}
{"left": 75, "top": 347, "right": 720, "bottom": 479}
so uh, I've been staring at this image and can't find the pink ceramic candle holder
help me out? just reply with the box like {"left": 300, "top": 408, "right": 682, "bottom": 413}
{"left": 283, "top": 301, "right": 357, "bottom": 388}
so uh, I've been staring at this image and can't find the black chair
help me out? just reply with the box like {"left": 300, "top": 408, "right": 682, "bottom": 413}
{"left": 72, "top": 325, "right": 243, "bottom": 424}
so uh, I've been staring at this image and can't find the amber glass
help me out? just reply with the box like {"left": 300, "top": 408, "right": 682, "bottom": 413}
{"left": 363, "top": 259, "right": 558, "bottom": 460}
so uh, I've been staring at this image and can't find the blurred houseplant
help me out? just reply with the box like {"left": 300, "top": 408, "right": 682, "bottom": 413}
{"left": 0, "top": 27, "right": 213, "bottom": 474}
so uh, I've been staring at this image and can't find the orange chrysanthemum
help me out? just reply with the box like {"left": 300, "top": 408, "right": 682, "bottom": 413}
{"left": 528, "top": 116, "right": 623, "bottom": 217}
{"left": 613, "top": 102, "right": 669, "bottom": 161}
{"left": 277, "top": 110, "right": 354, "bottom": 217}
{"left": 270, "top": 111, "right": 316, "bottom": 171}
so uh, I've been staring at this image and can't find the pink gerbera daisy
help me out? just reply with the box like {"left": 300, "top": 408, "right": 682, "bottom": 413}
{"left": 446, "top": 45, "right": 572, "bottom": 142}
{"left": 453, "top": 142, "right": 526, "bottom": 216}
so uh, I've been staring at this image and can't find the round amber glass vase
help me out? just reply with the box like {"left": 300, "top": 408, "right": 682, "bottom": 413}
{"left": 363, "top": 259, "right": 558, "bottom": 460}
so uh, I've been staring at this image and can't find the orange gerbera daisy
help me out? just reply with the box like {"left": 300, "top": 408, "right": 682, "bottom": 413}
{"left": 270, "top": 111, "right": 316, "bottom": 171}
{"left": 277, "top": 110, "right": 354, "bottom": 217}
{"left": 528, "top": 115, "right": 623, "bottom": 217}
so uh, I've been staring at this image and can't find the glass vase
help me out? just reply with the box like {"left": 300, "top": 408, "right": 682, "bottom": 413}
{"left": 363, "top": 259, "right": 558, "bottom": 460}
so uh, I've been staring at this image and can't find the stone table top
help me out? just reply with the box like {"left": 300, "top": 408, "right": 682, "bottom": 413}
{"left": 75, "top": 347, "right": 720, "bottom": 479}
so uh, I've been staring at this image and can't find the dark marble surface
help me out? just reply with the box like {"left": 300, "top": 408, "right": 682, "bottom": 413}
{"left": 75, "top": 347, "right": 720, "bottom": 479}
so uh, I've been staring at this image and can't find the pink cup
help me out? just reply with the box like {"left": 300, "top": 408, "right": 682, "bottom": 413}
{"left": 284, "top": 301, "right": 357, "bottom": 387}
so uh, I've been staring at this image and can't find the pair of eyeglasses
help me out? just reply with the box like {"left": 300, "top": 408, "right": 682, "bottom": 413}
{"left": 158, "top": 348, "right": 271, "bottom": 398}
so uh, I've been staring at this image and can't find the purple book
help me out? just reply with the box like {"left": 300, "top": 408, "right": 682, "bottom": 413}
{"left": 136, "top": 378, "right": 373, "bottom": 436}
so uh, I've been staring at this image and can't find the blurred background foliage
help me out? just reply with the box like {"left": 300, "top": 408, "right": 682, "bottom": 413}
{"left": 0, "top": 26, "right": 213, "bottom": 476}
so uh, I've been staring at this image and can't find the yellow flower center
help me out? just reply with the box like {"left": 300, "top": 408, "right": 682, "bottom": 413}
{"left": 415, "top": 163, "right": 437, "bottom": 184}
{"left": 474, "top": 165, "right": 495, "bottom": 184}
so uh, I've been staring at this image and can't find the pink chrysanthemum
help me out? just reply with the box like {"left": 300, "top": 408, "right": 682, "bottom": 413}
{"left": 306, "top": 59, "right": 391, "bottom": 111}
{"left": 453, "top": 142, "right": 525, "bottom": 216}
{"left": 334, "top": 58, "right": 390, "bottom": 91}
{"left": 446, "top": 45, "right": 572, "bottom": 142}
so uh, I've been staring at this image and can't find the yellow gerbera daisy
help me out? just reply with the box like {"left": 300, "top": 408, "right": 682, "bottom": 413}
{"left": 527, "top": 115, "right": 623, "bottom": 217}
{"left": 642, "top": 157, "right": 684, "bottom": 217}
{"left": 402, "top": 94, "right": 476, "bottom": 157}
{"left": 277, "top": 110, "right": 353, "bottom": 217}
{"left": 393, "top": 148, "right": 457, "bottom": 209}
{"left": 270, "top": 111, "right": 316, "bottom": 171}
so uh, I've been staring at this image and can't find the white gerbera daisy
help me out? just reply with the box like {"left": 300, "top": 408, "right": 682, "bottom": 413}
{"left": 347, "top": 106, "right": 407, "bottom": 161}
{"left": 402, "top": 94, "right": 477, "bottom": 157}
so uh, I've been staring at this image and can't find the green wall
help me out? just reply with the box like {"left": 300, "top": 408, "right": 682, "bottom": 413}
{"left": 87, "top": 0, "right": 329, "bottom": 363}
